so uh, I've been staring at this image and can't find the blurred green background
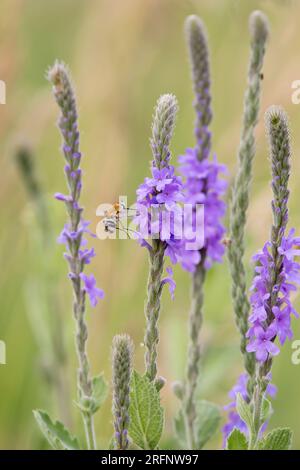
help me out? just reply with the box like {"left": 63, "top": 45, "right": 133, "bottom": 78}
{"left": 1, "top": 0, "right": 300, "bottom": 450}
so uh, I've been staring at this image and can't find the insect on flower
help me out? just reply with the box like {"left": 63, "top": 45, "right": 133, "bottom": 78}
{"left": 97, "top": 201, "right": 138, "bottom": 238}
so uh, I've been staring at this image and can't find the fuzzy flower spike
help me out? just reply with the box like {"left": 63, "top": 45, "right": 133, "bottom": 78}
{"left": 176, "top": 15, "right": 227, "bottom": 450}
{"left": 246, "top": 107, "right": 300, "bottom": 449}
{"left": 227, "top": 10, "right": 269, "bottom": 387}
{"left": 246, "top": 107, "right": 299, "bottom": 364}
{"left": 224, "top": 107, "right": 300, "bottom": 449}
{"left": 48, "top": 61, "right": 104, "bottom": 449}
{"left": 223, "top": 106, "right": 300, "bottom": 448}
{"left": 112, "top": 334, "right": 134, "bottom": 450}
{"left": 135, "top": 94, "right": 199, "bottom": 385}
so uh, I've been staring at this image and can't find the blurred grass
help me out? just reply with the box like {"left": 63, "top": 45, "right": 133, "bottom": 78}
{"left": 1, "top": 0, "right": 300, "bottom": 449}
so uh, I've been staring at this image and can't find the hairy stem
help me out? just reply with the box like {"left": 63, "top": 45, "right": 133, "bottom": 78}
{"left": 144, "top": 240, "right": 165, "bottom": 382}
{"left": 228, "top": 11, "right": 269, "bottom": 390}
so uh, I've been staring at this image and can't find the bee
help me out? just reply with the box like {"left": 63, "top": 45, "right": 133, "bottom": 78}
{"left": 100, "top": 202, "right": 137, "bottom": 238}
{"left": 222, "top": 237, "right": 232, "bottom": 248}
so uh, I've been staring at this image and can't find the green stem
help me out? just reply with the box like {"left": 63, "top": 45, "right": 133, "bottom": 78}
{"left": 144, "top": 240, "right": 165, "bottom": 382}
{"left": 83, "top": 414, "right": 97, "bottom": 450}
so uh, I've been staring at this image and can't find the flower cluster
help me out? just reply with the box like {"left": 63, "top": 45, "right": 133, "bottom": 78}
{"left": 222, "top": 373, "right": 277, "bottom": 444}
{"left": 57, "top": 218, "right": 104, "bottom": 306}
{"left": 135, "top": 94, "right": 203, "bottom": 282}
{"left": 136, "top": 163, "right": 201, "bottom": 274}
{"left": 49, "top": 62, "right": 104, "bottom": 310}
{"left": 246, "top": 229, "right": 300, "bottom": 362}
{"left": 178, "top": 147, "right": 227, "bottom": 268}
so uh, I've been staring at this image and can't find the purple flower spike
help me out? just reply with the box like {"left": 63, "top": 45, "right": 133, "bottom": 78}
{"left": 135, "top": 96, "right": 201, "bottom": 278}
{"left": 178, "top": 149, "right": 227, "bottom": 269}
{"left": 246, "top": 231, "right": 300, "bottom": 363}
{"left": 48, "top": 61, "right": 103, "bottom": 449}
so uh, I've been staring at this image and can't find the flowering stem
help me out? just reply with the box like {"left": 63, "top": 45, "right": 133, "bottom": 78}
{"left": 249, "top": 376, "right": 263, "bottom": 449}
{"left": 182, "top": 15, "right": 212, "bottom": 449}
{"left": 144, "top": 240, "right": 166, "bottom": 382}
{"left": 250, "top": 106, "right": 291, "bottom": 437}
{"left": 228, "top": 11, "right": 269, "bottom": 391}
{"left": 48, "top": 62, "right": 97, "bottom": 450}
{"left": 140, "top": 94, "right": 178, "bottom": 383}
{"left": 112, "top": 334, "right": 133, "bottom": 450}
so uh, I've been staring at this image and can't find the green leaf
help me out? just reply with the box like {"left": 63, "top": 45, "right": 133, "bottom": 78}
{"left": 75, "top": 374, "right": 108, "bottom": 416}
{"left": 257, "top": 427, "right": 292, "bottom": 450}
{"left": 128, "top": 370, "right": 164, "bottom": 450}
{"left": 194, "top": 400, "right": 221, "bottom": 449}
{"left": 260, "top": 397, "right": 273, "bottom": 424}
{"left": 33, "top": 410, "right": 80, "bottom": 450}
{"left": 226, "top": 428, "right": 248, "bottom": 450}
{"left": 91, "top": 373, "right": 108, "bottom": 414}
{"left": 236, "top": 393, "right": 254, "bottom": 435}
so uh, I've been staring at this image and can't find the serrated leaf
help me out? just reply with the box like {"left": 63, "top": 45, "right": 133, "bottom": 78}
{"left": 236, "top": 393, "right": 254, "bottom": 435}
{"left": 260, "top": 397, "right": 273, "bottom": 424}
{"left": 128, "top": 370, "right": 164, "bottom": 450}
{"left": 194, "top": 400, "right": 221, "bottom": 449}
{"left": 91, "top": 373, "right": 108, "bottom": 414}
{"left": 257, "top": 427, "right": 292, "bottom": 450}
{"left": 33, "top": 410, "right": 80, "bottom": 450}
{"left": 226, "top": 428, "right": 248, "bottom": 450}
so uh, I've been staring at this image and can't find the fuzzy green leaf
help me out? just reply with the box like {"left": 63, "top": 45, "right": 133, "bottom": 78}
{"left": 33, "top": 410, "right": 80, "bottom": 450}
{"left": 91, "top": 373, "right": 108, "bottom": 414}
{"left": 236, "top": 393, "right": 254, "bottom": 435}
{"left": 194, "top": 400, "right": 221, "bottom": 449}
{"left": 257, "top": 427, "right": 292, "bottom": 450}
{"left": 260, "top": 397, "right": 273, "bottom": 424}
{"left": 128, "top": 370, "right": 164, "bottom": 450}
{"left": 226, "top": 428, "right": 248, "bottom": 450}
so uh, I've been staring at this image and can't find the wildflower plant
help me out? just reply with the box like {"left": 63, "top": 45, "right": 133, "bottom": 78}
{"left": 28, "top": 8, "right": 300, "bottom": 453}
{"left": 228, "top": 10, "right": 269, "bottom": 390}
{"left": 224, "top": 108, "right": 299, "bottom": 450}
{"left": 173, "top": 15, "right": 226, "bottom": 450}
{"left": 135, "top": 93, "right": 200, "bottom": 385}
{"left": 33, "top": 62, "right": 108, "bottom": 450}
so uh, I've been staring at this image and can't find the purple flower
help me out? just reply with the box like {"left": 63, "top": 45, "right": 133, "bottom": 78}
{"left": 178, "top": 148, "right": 227, "bottom": 269}
{"left": 80, "top": 273, "right": 104, "bottom": 307}
{"left": 222, "top": 411, "right": 248, "bottom": 445}
{"left": 272, "top": 306, "right": 293, "bottom": 345}
{"left": 79, "top": 247, "right": 96, "bottom": 265}
{"left": 161, "top": 267, "right": 176, "bottom": 300}
{"left": 246, "top": 230, "right": 300, "bottom": 362}
{"left": 246, "top": 324, "right": 280, "bottom": 362}
{"left": 223, "top": 373, "right": 276, "bottom": 446}
{"left": 135, "top": 161, "right": 200, "bottom": 278}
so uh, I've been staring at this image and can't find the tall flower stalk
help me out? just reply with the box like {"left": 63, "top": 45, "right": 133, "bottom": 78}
{"left": 138, "top": 94, "right": 178, "bottom": 384}
{"left": 136, "top": 94, "right": 199, "bottom": 385}
{"left": 228, "top": 11, "right": 269, "bottom": 387}
{"left": 223, "top": 108, "right": 300, "bottom": 447}
{"left": 112, "top": 334, "right": 133, "bottom": 450}
{"left": 48, "top": 62, "right": 104, "bottom": 450}
{"left": 178, "top": 15, "right": 226, "bottom": 449}
{"left": 246, "top": 107, "right": 300, "bottom": 448}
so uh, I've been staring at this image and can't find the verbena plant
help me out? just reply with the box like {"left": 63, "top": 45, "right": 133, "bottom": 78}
{"left": 30, "top": 10, "right": 300, "bottom": 451}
